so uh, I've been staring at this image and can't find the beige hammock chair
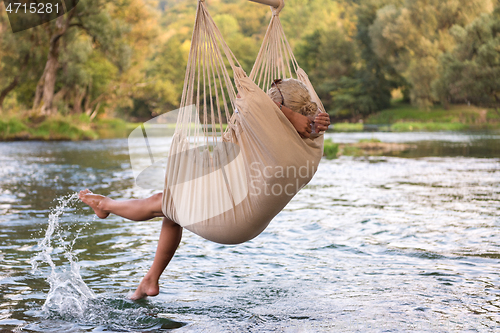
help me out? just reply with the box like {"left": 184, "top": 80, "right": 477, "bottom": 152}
{"left": 161, "top": 0, "right": 325, "bottom": 244}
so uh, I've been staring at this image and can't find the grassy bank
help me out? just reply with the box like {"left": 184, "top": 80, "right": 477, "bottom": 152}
{"left": 323, "top": 138, "right": 416, "bottom": 159}
{"left": 0, "top": 114, "right": 130, "bottom": 141}
{"left": 3, "top": 102, "right": 499, "bottom": 141}
{"left": 333, "top": 104, "right": 500, "bottom": 132}
{"left": 0, "top": 114, "right": 232, "bottom": 141}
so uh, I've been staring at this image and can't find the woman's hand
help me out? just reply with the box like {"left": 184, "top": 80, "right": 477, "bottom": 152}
{"left": 314, "top": 113, "right": 331, "bottom": 132}
{"left": 290, "top": 112, "right": 312, "bottom": 138}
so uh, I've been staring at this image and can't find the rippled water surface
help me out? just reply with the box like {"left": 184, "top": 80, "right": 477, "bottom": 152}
{"left": 1, "top": 132, "right": 499, "bottom": 332}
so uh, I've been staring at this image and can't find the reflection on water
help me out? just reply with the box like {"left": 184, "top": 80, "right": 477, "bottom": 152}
{"left": 325, "top": 131, "right": 500, "bottom": 158}
{"left": 0, "top": 132, "right": 499, "bottom": 332}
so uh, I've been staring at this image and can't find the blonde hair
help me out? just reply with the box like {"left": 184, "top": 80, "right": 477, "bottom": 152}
{"left": 267, "top": 79, "right": 318, "bottom": 118}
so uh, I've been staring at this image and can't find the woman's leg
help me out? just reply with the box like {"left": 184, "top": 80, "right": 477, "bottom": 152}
{"left": 130, "top": 217, "right": 183, "bottom": 300}
{"left": 78, "top": 189, "right": 164, "bottom": 221}
{"left": 79, "top": 190, "right": 182, "bottom": 299}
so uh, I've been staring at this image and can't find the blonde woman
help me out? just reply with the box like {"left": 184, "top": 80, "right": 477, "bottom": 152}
{"left": 79, "top": 79, "right": 330, "bottom": 300}
{"left": 267, "top": 78, "right": 328, "bottom": 138}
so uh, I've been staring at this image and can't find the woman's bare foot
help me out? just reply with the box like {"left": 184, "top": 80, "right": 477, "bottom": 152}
{"left": 129, "top": 275, "right": 160, "bottom": 300}
{"left": 78, "top": 189, "right": 110, "bottom": 219}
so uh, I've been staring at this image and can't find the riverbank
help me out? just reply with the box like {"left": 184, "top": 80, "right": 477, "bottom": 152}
{"left": 323, "top": 138, "right": 416, "bottom": 159}
{"left": 333, "top": 103, "right": 500, "bottom": 132}
{"left": 0, "top": 115, "right": 132, "bottom": 141}
{"left": 2, "top": 103, "right": 499, "bottom": 142}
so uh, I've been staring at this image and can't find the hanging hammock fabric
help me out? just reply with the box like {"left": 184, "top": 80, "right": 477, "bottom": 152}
{"left": 161, "top": 0, "right": 325, "bottom": 244}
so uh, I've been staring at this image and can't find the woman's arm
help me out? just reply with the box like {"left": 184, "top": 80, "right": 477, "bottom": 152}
{"left": 274, "top": 102, "right": 331, "bottom": 137}
{"left": 273, "top": 101, "right": 312, "bottom": 138}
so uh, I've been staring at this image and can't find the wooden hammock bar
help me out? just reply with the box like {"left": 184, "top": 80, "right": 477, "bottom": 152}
{"left": 248, "top": 0, "right": 281, "bottom": 8}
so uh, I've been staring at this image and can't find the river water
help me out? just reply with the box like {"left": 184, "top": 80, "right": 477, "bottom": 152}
{"left": 0, "top": 131, "right": 499, "bottom": 332}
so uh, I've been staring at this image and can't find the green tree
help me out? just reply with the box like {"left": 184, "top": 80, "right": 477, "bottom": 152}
{"left": 354, "top": 0, "right": 404, "bottom": 111}
{"left": 0, "top": 7, "right": 47, "bottom": 112}
{"left": 296, "top": 28, "right": 356, "bottom": 117}
{"left": 434, "top": 6, "right": 500, "bottom": 112}
{"left": 369, "top": 0, "right": 494, "bottom": 108}
{"left": 280, "top": 0, "right": 354, "bottom": 48}
{"left": 28, "top": 0, "right": 157, "bottom": 116}
{"left": 119, "top": 36, "right": 187, "bottom": 119}
{"left": 296, "top": 0, "right": 402, "bottom": 120}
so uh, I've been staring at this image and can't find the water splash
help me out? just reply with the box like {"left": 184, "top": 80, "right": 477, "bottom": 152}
{"left": 31, "top": 193, "right": 95, "bottom": 319}
{"left": 29, "top": 193, "right": 187, "bottom": 331}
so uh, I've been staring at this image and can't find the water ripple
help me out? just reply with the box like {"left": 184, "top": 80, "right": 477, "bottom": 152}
{"left": 0, "top": 135, "right": 499, "bottom": 332}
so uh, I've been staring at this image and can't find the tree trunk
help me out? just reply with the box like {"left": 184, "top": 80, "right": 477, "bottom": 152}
{"left": 494, "top": 95, "right": 500, "bottom": 117}
{"left": 40, "top": 53, "right": 60, "bottom": 115}
{"left": 52, "top": 86, "right": 69, "bottom": 105}
{"left": 0, "top": 77, "right": 19, "bottom": 112}
{"left": 84, "top": 81, "right": 92, "bottom": 115}
{"left": 1, "top": 53, "right": 30, "bottom": 112}
{"left": 32, "top": 11, "right": 75, "bottom": 115}
{"left": 89, "top": 102, "right": 101, "bottom": 121}
{"left": 73, "top": 86, "right": 86, "bottom": 114}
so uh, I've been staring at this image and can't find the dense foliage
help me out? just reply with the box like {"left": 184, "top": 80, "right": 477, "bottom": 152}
{"left": 0, "top": 0, "right": 499, "bottom": 121}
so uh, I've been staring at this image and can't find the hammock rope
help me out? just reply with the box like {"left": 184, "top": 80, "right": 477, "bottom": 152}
{"left": 250, "top": 0, "right": 325, "bottom": 114}
{"left": 178, "top": 0, "right": 243, "bottom": 148}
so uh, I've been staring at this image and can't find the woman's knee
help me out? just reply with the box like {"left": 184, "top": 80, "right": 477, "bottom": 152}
{"left": 150, "top": 192, "right": 165, "bottom": 217}
{"left": 151, "top": 192, "right": 163, "bottom": 202}
{"left": 149, "top": 192, "right": 163, "bottom": 209}
{"left": 163, "top": 217, "right": 181, "bottom": 229}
